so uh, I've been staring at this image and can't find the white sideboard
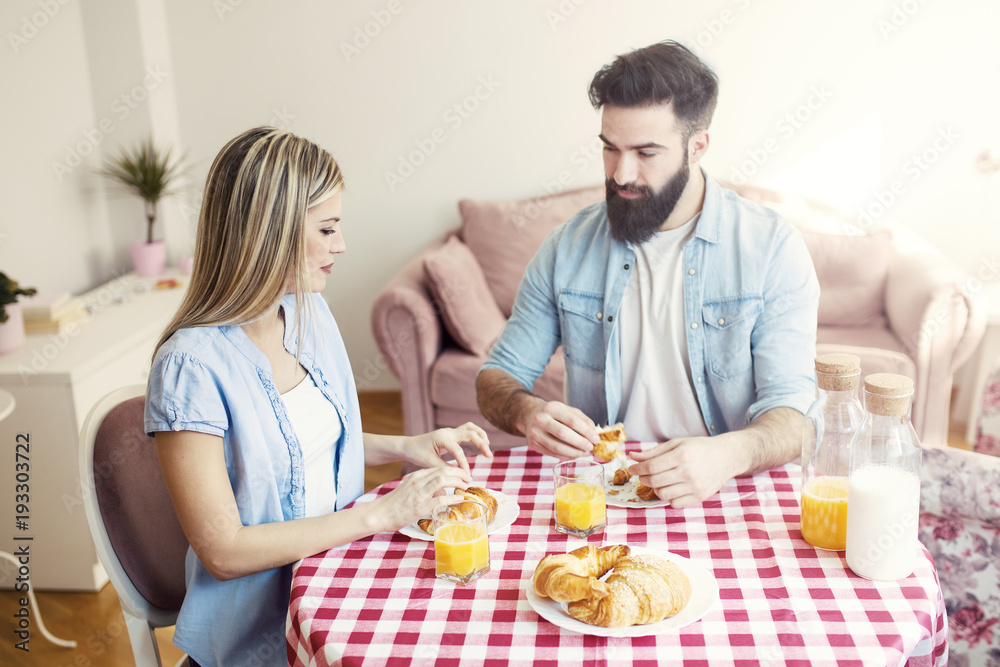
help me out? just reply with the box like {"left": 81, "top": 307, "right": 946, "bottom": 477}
{"left": 0, "top": 271, "right": 187, "bottom": 591}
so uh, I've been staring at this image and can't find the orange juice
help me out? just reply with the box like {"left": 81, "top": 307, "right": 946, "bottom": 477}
{"left": 801, "top": 476, "right": 849, "bottom": 551}
{"left": 434, "top": 523, "right": 490, "bottom": 580}
{"left": 555, "top": 482, "right": 606, "bottom": 532}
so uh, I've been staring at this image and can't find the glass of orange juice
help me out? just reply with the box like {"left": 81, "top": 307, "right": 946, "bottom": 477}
{"left": 553, "top": 460, "right": 606, "bottom": 538}
{"left": 433, "top": 499, "right": 490, "bottom": 585}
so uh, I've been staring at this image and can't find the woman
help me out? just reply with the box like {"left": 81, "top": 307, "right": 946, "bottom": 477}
{"left": 145, "top": 127, "right": 491, "bottom": 666}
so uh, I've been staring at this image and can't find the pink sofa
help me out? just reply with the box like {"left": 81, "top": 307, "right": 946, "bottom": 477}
{"left": 371, "top": 182, "right": 985, "bottom": 450}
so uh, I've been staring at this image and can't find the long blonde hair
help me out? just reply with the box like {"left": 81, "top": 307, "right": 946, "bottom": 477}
{"left": 154, "top": 127, "right": 344, "bottom": 355}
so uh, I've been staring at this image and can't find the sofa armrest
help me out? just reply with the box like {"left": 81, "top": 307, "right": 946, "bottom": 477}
{"left": 920, "top": 444, "right": 1000, "bottom": 527}
{"left": 884, "top": 226, "right": 987, "bottom": 443}
{"left": 371, "top": 238, "right": 447, "bottom": 436}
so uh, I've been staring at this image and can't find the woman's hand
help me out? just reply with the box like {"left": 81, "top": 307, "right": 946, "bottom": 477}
{"left": 370, "top": 465, "right": 473, "bottom": 532}
{"left": 405, "top": 422, "right": 492, "bottom": 474}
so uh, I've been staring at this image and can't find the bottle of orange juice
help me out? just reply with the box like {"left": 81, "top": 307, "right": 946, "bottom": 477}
{"left": 800, "top": 354, "right": 864, "bottom": 551}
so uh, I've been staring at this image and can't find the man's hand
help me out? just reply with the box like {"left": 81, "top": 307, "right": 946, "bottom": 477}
{"left": 628, "top": 436, "right": 744, "bottom": 508}
{"left": 523, "top": 400, "right": 599, "bottom": 460}
{"left": 627, "top": 407, "right": 802, "bottom": 508}
{"left": 476, "top": 368, "right": 598, "bottom": 458}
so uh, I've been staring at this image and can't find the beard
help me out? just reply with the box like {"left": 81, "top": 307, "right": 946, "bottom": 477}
{"left": 606, "top": 156, "right": 690, "bottom": 246}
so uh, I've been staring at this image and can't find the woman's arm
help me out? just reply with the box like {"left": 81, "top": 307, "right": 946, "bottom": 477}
{"left": 156, "top": 430, "right": 471, "bottom": 581}
{"left": 363, "top": 422, "right": 492, "bottom": 471}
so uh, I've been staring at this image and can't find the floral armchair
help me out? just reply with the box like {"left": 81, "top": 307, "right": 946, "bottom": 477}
{"left": 918, "top": 361, "right": 1000, "bottom": 666}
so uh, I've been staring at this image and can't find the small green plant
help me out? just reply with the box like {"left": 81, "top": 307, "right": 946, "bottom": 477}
{"left": 0, "top": 272, "right": 37, "bottom": 323}
{"left": 100, "top": 138, "right": 183, "bottom": 244}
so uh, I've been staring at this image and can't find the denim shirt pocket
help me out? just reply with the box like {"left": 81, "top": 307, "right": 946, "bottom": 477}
{"left": 558, "top": 290, "right": 606, "bottom": 372}
{"left": 701, "top": 296, "right": 762, "bottom": 380}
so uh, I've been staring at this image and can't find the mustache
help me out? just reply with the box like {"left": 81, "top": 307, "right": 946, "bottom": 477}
{"left": 608, "top": 181, "right": 653, "bottom": 197}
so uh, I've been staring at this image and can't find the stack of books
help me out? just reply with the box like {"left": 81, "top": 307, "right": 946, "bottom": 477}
{"left": 20, "top": 292, "right": 87, "bottom": 333}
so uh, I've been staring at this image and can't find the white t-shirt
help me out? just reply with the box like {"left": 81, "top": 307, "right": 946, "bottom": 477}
{"left": 282, "top": 373, "right": 342, "bottom": 517}
{"left": 617, "top": 213, "right": 709, "bottom": 441}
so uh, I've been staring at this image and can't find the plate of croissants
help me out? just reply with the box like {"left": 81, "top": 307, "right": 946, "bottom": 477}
{"left": 398, "top": 486, "right": 520, "bottom": 541}
{"left": 593, "top": 424, "right": 671, "bottom": 508}
{"left": 525, "top": 544, "right": 718, "bottom": 637}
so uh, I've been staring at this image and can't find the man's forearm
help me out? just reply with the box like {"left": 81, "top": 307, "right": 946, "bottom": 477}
{"left": 728, "top": 406, "right": 803, "bottom": 476}
{"left": 476, "top": 369, "right": 543, "bottom": 436}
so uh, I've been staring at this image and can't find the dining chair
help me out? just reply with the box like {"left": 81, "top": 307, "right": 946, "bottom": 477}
{"left": 79, "top": 384, "right": 191, "bottom": 667}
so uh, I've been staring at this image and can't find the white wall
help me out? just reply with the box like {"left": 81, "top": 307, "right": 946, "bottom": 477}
{"left": 4, "top": 0, "right": 999, "bottom": 390}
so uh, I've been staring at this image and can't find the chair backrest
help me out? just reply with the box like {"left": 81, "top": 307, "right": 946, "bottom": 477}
{"left": 79, "top": 385, "right": 190, "bottom": 629}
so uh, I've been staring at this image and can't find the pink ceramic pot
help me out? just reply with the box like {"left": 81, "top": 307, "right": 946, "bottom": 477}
{"left": 131, "top": 240, "right": 167, "bottom": 277}
{"left": 0, "top": 302, "right": 26, "bottom": 354}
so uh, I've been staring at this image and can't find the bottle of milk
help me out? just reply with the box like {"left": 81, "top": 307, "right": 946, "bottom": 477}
{"left": 846, "top": 373, "right": 922, "bottom": 581}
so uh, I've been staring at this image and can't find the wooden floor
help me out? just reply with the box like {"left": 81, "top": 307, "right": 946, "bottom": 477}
{"left": 0, "top": 390, "right": 976, "bottom": 666}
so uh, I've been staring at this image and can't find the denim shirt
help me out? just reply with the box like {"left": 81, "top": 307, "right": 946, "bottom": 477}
{"left": 481, "top": 173, "right": 820, "bottom": 434}
{"left": 145, "top": 293, "right": 364, "bottom": 667}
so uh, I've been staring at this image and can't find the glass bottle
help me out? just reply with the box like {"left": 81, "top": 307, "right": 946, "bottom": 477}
{"left": 846, "top": 373, "right": 922, "bottom": 581}
{"left": 800, "top": 354, "right": 864, "bottom": 551}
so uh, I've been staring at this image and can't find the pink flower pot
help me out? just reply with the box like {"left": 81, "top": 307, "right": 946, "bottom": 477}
{"left": 0, "top": 302, "right": 26, "bottom": 355}
{"left": 131, "top": 240, "right": 167, "bottom": 277}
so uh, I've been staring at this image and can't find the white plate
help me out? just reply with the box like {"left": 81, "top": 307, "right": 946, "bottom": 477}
{"left": 602, "top": 458, "right": 671, "bottom": 508}
{"left": 524, "top": 546, "right": 718, "bottom": 637}
{"left": 398, "top": 489, "right": 519, "bottom": 541}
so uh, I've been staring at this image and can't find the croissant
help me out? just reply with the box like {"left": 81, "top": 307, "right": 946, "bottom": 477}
{"left": 533, "top": 544, "right": 631, "bottom": 603}
{"left": 597, "top": 425, "right": 658, "bottom": 500}
{"left": 566, "top": 554, "right": 691, "bottom": 627}
{"left": 592, "top": 423, "right": 627, "bottom": 464}
{"left": 418, "top": 487, "right": 498, "bottom": 535}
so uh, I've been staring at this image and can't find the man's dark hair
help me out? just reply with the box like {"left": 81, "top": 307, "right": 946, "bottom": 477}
{"left": 588, "top": 40, "right": 719, "bottom": 137}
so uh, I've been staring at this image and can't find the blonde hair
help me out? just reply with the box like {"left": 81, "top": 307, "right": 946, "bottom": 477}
{"left": 154, "top": 127, "right": 344, "bottom": 355}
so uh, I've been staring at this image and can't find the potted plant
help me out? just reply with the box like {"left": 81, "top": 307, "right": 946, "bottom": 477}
{"left": 100, "top": 138, "right": 183, "bottom": 277}
{"left": 0, "top": 272, "right": 37, "bottom": 354}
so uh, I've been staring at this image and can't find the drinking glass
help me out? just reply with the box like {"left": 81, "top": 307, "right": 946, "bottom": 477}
{"left": 553, "top": 460, "right": 606, "bottom": 538}
{"left": 433, "top": 499, "right": 490, "bottom": 585}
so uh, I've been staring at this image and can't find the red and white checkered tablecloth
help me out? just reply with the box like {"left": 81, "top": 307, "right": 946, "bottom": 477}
{"left": 287, "top": 446, "right": 948, "bottom": 666}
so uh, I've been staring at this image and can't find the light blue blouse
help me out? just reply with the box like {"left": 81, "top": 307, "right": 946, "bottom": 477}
{"left": 145, "top": 293, "right": 364, "bottom": 667}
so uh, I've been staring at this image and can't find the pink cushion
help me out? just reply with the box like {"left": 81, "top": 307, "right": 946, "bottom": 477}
{"left": 423, "top": 235, "right": 506, "bottom": 356}
{"left": 459, "top": 185, "right": 605, "bottom": 317}
{"left": 798, "top": 227, "right": 893, "bottom": 327}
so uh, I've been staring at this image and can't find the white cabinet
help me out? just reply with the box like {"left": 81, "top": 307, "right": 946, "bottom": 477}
{"left": 0, "top": 272, "right": 187, "bottom": 591}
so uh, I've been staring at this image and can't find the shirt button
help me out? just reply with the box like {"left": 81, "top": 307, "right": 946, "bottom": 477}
{"left": 596, "top": 312, "right": 603, "bottom": 320}
{"left": 697, "top": 376, "right": 703, "bottom": 383}
{"left": 710, "top": 424, "right": 716, "bottom": 431}
{"left": 718, "top": 318, "right": 726, "bottom": 326}
{"left": 624, "top": 264, "right": 630, "bottom": 270}
{"left": 688, "top": 268, "right": 696, "bottom": 275}
{"left": 607, "top": 316, "right": 613, "bottom": 322}
{"left": 690, "top": 322, "right": 698, "bottom": 329}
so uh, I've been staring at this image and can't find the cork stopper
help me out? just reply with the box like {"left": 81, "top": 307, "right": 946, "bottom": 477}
{"left": 814, "top": 353, "right": 861, "bottom": 391}
{"left": 864, "top": 373, "right": 914, "bottom": 417}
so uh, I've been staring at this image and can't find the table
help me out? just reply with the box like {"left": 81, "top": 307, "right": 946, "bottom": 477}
{"left": 287, "top": 447, "right": 948, "bottom": 666}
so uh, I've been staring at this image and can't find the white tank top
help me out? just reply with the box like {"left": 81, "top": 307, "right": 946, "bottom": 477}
{"left": 617, "top": 213, "right": 709, "bottom": 441}
{"left": 281, "top": 373, "right": 342, "bottom": 517}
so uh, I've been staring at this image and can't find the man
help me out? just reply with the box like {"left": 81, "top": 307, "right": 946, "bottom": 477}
{"left": 476, "top": 40, "right": 819, "bottom": 509}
